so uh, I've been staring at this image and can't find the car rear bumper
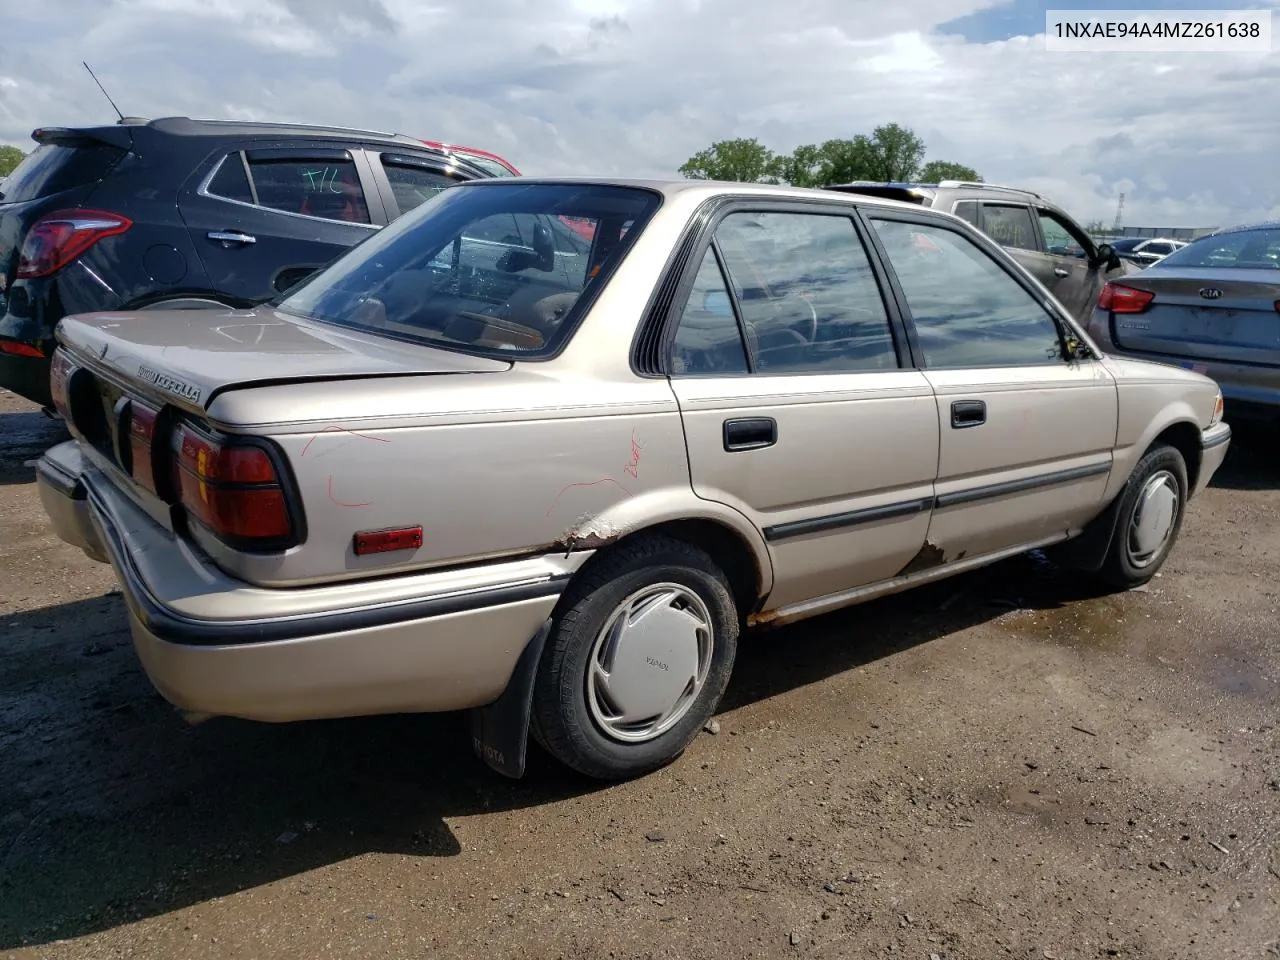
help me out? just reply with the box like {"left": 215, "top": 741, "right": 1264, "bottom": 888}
{"left": 36, "top": 440, "right": 586, "bottom": 723}
{"left": 1195, "top": 421, "right": 1232, "bottom": 496}
{"left": 0, "top": 348, "right": 53, "bottom": 408}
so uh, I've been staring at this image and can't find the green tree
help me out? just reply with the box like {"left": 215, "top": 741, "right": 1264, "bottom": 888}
{"left": 678, "top": 138, "right": 778, "bottom": 183}
{"left": 919, "top": 160, "right": 981, "bottom": 183}
{"left": 861, "top": 123, "right": 927, "bottom": 182}
{"left": 0, "top": 145, "right": 26, "bottom": 177}
{"left": 813, "top": 137, "right": 874, "bottom": 185}
{"left": 769, "top": 143, "right": 825, "bottom": 188}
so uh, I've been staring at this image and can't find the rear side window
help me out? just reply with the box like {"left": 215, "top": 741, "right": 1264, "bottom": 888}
{"left": 670, "top": 248, "right": 750, "bottom": 376}
{"left": 0, "top": 141, "right": 126, "bottom": 204}
{"left": 711, "top": 211, "right": 899, "bottom": 374}
{"left": 205, "top": 152, "right": 372, "bottom": 224}
{"left": 952, "top": 200, "right": 979, "bottom": 227}
{"left": 980, "top": 203, "right": 1037, "bottom": 251}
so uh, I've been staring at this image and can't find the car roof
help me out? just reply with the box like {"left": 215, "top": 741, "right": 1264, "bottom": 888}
{"left": 459, "top": 176, "right": 942, "bottom": 213}
{"left": 38, "top": 115, "right": 431, "bottom": 148}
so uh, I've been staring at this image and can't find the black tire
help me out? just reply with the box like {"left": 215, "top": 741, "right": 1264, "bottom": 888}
{"left": 530, "top": 534, "right": 739, "bottom": 781}
{"left": 1097, "top": 442, "right": 1188, "bottom": 590}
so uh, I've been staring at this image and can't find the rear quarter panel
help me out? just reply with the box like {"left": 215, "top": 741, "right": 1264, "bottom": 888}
{"left": 203, "top": 370, "right": 712, "bottom": 587}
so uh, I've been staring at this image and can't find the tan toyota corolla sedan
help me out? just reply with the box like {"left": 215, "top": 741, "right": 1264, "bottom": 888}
{"left": 36, "top": 177, "right": 1231, "bottom": 782}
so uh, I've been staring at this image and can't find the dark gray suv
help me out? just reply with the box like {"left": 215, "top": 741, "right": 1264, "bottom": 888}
{"left": 825, "top": 180, "right": 1139, "bottom": 323}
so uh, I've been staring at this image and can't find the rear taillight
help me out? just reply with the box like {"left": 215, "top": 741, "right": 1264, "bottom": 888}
{"left": 127, "top": 403, "right": 160, "bottom": 493}
{"left": 0, "top": 340, "right": 44, "bottom": 357}
{"left": 1098, "top": 282, "right": 1154, "bottom": 314}
{"left": 16, "top": 209, "right": 133, "bottom": 279}
{"left": 170, "top": 423, "right": 296, "bottom": 548}
{"left": 49, "top": 349, "right": 74, "bottom": 420}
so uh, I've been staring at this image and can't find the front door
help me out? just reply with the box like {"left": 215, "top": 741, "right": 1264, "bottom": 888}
{"left": 1032, "top": 205, "right": 1111, "bottom": 322}
{"left": 178, "top": 143, "right": 385, "bottom": 304}
{"left": 664, "top": 205, "right": 940, "bottom": 610}
{"left": 864, "top": 212, "right": 1119, "bottom": 562}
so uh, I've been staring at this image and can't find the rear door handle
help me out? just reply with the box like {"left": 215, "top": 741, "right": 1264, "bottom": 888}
{"left": 951, "top": 399, "right": 986, "bottom": 429}
{"left": 1054, "top": 267, "right": 1070, "bottom": 278}
{"left": 207, "top": 230, "right": 257, "bottom": 246}
{"left": 723, "top": 417, "right": 777, "bottom": 452}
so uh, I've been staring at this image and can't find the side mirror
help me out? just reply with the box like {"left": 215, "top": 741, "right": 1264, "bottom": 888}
{"left": 497, "top": 221, "right": 557, "bottom": 273}
{"left": 1091, "top": 242, "right": 1122, "bottom": 272}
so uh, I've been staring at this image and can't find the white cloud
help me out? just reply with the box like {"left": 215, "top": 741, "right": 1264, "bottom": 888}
{"left": 0, "top": 0, "right": 1275, "bottom": 228}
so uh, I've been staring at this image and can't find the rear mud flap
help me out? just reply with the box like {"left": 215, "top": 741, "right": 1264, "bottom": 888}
{"left": 469, "top": 618, "right": 551, "bottom": 779}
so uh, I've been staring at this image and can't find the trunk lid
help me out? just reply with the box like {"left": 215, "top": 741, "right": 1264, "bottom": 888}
{"left": 56, "top": 305, "right": 511, "bottom": 413}
{"left": 1108, "top": 267, "right": 1280, "bottom": 367}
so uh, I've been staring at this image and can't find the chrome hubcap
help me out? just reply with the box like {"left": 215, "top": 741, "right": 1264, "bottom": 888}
{"left": 585, "top": 583, "right": 714, "bottom": 744}
{"left": 1127, "top": 470, "right": 1180, "bottom": 568}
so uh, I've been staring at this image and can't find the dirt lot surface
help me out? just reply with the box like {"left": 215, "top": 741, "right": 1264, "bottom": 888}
{"left": 0, "top": 387, "right": 1277, "bottom": 960}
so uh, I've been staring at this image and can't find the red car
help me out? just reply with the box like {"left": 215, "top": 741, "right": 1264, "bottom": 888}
{"left": 420, "top": 141, "right": 521, "bottom": 178}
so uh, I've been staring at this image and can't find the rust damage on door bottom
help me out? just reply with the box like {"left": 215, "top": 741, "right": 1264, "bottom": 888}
{"left": 895, "top": 540, "right": 946, "bottom": 577}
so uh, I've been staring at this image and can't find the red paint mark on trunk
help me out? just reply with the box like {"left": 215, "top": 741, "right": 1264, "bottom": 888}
{"left": 301, "top": 424, "right": 391, "bottom": 459}
{"left": 327, "top": 475, "right": 373, "bottom": 508}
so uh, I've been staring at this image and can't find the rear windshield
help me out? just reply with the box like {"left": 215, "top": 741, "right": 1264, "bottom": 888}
{"left": 1158, "top": 228, "right": 1280, "bottom": 270}
{"left": 0, "top": 141, "right": 127, "bottom": 204}
{"left": 275, "top": 182, "right": 662, "bottom": 357}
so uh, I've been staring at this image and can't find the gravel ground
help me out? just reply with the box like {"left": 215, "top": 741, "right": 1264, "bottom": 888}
{"left": 0, "top": 387, "right": 1277, "bottom": 960}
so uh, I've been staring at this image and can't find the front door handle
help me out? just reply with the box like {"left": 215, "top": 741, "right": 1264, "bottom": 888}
{"left": 1054, "top": 266, "right": 1070, "bottom": 278}
{"left": 207, "top": 230, "right": 257, "bottom": 247}
{"left": 950, "top": 399, "right": 986, "bottom": 429}
{"left": 723, "top": 417, "right": 777, "bottom": 452}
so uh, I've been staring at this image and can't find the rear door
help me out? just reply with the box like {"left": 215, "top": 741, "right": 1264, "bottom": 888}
{"left": 177, "top": 142, "right": 385, "bottom": 303}
{"left": 975, "top": 201, "right": 1059, "bottom": 287}
{"left": 1032, "top": 205, "right": 1110, "bottom": 321}
{"left": 864, "top": 210, "right": 1118, "bottom": 561}
{"left": 663, "top": 201, "right": 939, "bottom": 610}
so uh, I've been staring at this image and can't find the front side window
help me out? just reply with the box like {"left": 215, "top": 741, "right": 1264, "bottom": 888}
{"left": 980, "top": 203, "right": 1037, "bottom": 251}
{"left": 871, "top": 218, "right": 1067, "bottom": 369}
{"left": 1037, "top": 210, "right": 1076, "bottom": 256}
{"left": 275, "top": 182, "right": 660, "bottom": 357}
{"left": 381, "top": 157, "right": 462, "bottom": 214}
{"left": 708, "top": 211, "right": 898, "bottom": 374}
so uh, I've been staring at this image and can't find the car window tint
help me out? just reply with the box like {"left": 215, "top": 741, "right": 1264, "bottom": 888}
{"left": 980, "top": 203, "right": 1037, "bottom": 251}
{"left": 712, "top": 212, "right": 898, "bottom": 374}
{"left": 952, "top": 200, "right": 980, "bottom": 227}
{"left": 207, "top": 154, "right": 254, "bottom": 204}
{"left": 871, "top": 218, "right": 1066, "bottom": 369}
{"left": 0, "top": 142, "right": 127, "bottom": 203}
{"left": 246, "top": 157, "right": 371, "bottom": 224}
{"left": 381, "top": 160, "right": 458, "bottom": 214}
{"left": 1037, "top": 211, "right": 1075, "bottom": 255}
{"left": 670, "top": 248, "right": 749, "bottom": 376}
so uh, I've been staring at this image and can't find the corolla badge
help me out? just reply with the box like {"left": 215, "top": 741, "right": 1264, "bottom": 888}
{"left": 137, "top": 365, "right": 201, "bottom": 403}
{"left": 1199, "top": 287, "right": 1223, "bottom": 300}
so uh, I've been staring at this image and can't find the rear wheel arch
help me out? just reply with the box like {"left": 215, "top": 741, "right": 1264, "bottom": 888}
{"left": 559, "top": 517, "right": 768, "bottom": 620}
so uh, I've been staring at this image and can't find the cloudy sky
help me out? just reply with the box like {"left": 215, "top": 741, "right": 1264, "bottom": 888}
{"left": 1, "top": 0, "right": 1277, "bottom": 228}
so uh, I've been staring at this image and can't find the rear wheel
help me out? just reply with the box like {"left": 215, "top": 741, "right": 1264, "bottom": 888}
{"left": 1098, "top": 442, "right": 1188, "bottom": 589}
{"left": 531, "top": 535, "right": 739, "bottom": 780}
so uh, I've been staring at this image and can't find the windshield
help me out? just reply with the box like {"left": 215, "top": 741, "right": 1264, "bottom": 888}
{"left": 1109, "top": 238, "right": 1143, "bottom": 252}
{"left": 275, "top": 181, "right": 661, "bottom": 357}
{"left": 1157, "top": 227, "right": 1280, "bottom": 270}
{"left": 462, "top": 155, "right": 517, "bottom": 177}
